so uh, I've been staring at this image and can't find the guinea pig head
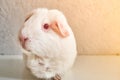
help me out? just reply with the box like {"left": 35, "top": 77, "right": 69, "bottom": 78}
{"left": 18, "top": 8, "right": 70, "bottom": 53}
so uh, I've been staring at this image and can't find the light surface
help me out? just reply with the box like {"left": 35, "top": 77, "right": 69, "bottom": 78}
{"left": 0, "top": 55, "right": 120, "bottom": 80}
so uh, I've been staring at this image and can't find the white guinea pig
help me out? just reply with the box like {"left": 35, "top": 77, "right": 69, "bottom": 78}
{"left": 18, "top": 8, "right": 77, "bottom": 80}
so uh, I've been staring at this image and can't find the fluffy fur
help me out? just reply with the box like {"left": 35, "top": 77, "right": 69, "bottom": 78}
{"left": 19, "top": 8, "right": 77, "bottom": 79}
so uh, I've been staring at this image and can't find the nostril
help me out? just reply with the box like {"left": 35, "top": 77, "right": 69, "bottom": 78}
{"left": 19, "top": 35, "right": 28, "bottom": 43}
{"left": 24, "top": 37, "right": 28, "bottom": 41}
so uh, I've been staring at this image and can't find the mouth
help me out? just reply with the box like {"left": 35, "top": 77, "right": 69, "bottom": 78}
{"left": 19, "top": 40, "right": 27, "bottom": 50}
{"left": 21, "top": 42, "right": 27, "bottom": 49}
{"left": 19, "top": 38, "right": 31, "bottom": 52}
{"left": 21, "top": 43, "right": 31, "bottom": 52}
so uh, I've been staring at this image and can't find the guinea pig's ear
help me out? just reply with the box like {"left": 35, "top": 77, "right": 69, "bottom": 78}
{"left": 50, "top": 21, "right": 69, "bottom": 38}
{"left": 24, "top": 10, "right": 35, "bottom": 22}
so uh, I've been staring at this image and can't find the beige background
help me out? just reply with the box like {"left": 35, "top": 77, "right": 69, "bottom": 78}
{"left": 0, "top": 0, "right": 120, "bottom": 55}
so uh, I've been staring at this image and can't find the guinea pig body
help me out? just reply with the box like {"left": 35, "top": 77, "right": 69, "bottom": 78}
{"left": 19, "top": 8, "right": 77, "bottom": 79}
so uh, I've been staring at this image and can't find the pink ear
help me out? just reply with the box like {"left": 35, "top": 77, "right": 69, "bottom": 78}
{"left": 50, "top": 21, "right": 69, "bottom": 38}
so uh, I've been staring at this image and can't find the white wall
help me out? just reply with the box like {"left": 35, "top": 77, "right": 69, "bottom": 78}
{"left": 0, "top": 0, "right": 120, "bottom": 55}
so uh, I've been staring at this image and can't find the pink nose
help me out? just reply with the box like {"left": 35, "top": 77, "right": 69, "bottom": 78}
{"left": 19, "top": 35, "right": 28, "bottom": 47}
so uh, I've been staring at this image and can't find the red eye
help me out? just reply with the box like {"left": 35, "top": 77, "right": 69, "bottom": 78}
{"left": 43, "top": 23, "right": 49, "bottom": 29}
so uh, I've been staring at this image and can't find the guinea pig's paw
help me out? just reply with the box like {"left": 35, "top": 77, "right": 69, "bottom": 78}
{"left": 52, "top": 74, "right": 61, "bottom": 80}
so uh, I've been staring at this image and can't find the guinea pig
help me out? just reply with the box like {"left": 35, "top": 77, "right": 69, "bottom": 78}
{"left": 18, "top": 8, "right": 77, "bottom": 80}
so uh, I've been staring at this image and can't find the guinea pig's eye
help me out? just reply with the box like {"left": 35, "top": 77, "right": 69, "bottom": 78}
{"left": 43, "top": 23, "right": 49, "bottom": 30}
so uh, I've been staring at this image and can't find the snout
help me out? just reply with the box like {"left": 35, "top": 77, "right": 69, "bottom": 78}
{"left": 19, "top": 34, "right": 29, "bottom": 49}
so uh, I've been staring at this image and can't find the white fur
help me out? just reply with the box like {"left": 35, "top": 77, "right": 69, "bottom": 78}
{"left": 20, "top": 8, "right": 77, "bottom": 79}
